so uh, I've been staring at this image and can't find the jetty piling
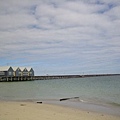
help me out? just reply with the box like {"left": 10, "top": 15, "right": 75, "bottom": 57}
{"left": 0, "top": 74, "right": 120, "bottom": 82}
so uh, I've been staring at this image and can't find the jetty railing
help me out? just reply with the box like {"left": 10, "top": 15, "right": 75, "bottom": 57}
{"left": 0, "top": 76, "right": 34, "bottom": 82}
{"left": 0, "top": 74, "right": 120, "bottom": 82}
{"left": 0, "top": 75, "right": 81, "bottom": 82}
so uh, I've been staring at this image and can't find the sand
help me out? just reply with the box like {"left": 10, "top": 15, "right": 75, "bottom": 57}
{"left": 0, "top": 101, "right": 119, "bottom": 120}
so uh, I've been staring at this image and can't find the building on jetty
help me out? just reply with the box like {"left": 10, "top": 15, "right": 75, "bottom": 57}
{"left": 0, "top": 66, "right": 120, "bottom": 82}
{"left": 0, "top": 66, "right": 34, "bottom": 77}
{"left": 0, "top": 66, "right": 34, "bottom": 82}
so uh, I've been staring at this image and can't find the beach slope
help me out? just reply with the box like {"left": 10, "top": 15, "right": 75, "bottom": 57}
{"left": 0, "top": 101, "right": 119, "bottom": 120}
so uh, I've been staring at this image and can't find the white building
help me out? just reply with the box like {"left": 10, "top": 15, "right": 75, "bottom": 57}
{"left": 0, "top": 66, "right": 34, "bottom": 77}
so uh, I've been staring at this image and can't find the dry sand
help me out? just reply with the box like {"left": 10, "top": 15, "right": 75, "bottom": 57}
{"left": 0, "top": 101, "right": 119, "bottom": 120}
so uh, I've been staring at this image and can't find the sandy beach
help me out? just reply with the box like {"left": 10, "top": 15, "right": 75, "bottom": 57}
{"left": 0, "top": 101, "right": 119, "bottom": 120}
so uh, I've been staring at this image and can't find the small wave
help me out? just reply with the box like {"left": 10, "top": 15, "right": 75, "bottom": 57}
{"left": 79, "top": 99, "right": 87, "bottom": 103}
{"left": 108, "top": 102, "right": 120, "bottom": 107}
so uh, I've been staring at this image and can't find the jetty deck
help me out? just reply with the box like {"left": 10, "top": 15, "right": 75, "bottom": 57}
{"left": 0, "top": 75, "right": 81, "bottom": 82}
{"left": 0, "top": 74, "right": 120, "bottom": 82}
{"left": 0, "top": 76, "right": 34, "bottom": 82}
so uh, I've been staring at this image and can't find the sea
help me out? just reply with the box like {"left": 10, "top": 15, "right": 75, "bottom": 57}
{"left": 0, "top": 75, "right": 120, "bottom": 116}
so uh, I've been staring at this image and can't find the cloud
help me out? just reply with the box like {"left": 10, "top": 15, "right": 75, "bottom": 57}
{"left": 0, "top": 0, "right": 120, "bottom": 75}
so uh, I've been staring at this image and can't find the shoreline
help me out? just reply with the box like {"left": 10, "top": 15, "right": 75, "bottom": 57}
{"left": 0, "top": 98, "right": 120, "bottom": 117}
{"left": 0, "top": 100, "right": 120, "bottom": 120}
{"left": 38, "top": 98, "right": 120, "bottom": 117}
{"left": 0, "top": 76, "right": 120, "bottom": 119}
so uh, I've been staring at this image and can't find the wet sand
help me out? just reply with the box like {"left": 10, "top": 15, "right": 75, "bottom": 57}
{"left": 0, "top": 101, "right": 119, "bottom": 120}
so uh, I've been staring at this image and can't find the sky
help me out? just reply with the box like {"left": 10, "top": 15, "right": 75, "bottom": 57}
{"left": 0, "top": 0, "right": 120, "bottom": 75}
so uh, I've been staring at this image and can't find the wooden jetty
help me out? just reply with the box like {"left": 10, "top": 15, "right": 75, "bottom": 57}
{"left": 0, "top": 75, "right": 81, "bottom": 82}
{"left": 0, "top": 74, "right": 120, "bottom": 82}
{"left": 0, "top": 76, "right": 34, "bottom": 82}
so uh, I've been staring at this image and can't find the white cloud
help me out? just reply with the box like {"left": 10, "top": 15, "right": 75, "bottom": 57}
{"left": 0, "top": 14, "right": 37, "bottom": 30}
{"left": 0, "top": 0, "right": 120, "bottom": 74}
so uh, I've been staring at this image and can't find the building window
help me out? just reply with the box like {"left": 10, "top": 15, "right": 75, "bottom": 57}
{"left": 0, "top": 72, "right": 5, "bottom": 75}
{"left": 9, "top": 72, "right": 12, "bottom": 75}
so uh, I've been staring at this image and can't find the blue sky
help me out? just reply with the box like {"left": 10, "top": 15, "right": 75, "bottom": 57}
{"left": 0, "top": 0, "right": 120, "bottom": 75}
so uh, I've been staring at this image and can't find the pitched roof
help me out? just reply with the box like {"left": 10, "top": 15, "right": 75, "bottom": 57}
{"left": 19, "top": 67, "right": 25, "bottom": 71}
{"left": 27, "top": 67, "right": 32, "bottom": 71}
{"left": 20, "top": 67, "right": 33, "bottom": 71}
{"left": 12, "top": 67, "right": 19, "bottom": 71}
{"left": 0, "top": 66, "right": 33, "bottom": 71}
{"left": 0, "top": 66, "right": 11, "bottom": 71}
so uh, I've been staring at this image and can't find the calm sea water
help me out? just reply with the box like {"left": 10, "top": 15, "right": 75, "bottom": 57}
{"left": 0, "top": 76, "right": 120, "bottom": 107}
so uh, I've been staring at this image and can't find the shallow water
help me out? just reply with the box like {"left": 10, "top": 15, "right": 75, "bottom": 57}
{"left": 0, "top": 75, "right": 120, "bottom": 115}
